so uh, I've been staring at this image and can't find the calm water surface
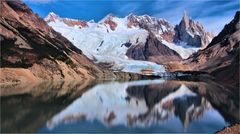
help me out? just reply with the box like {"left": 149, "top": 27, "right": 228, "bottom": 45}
{"left": 1, "top": 79, "right": 239, "bottom": 133}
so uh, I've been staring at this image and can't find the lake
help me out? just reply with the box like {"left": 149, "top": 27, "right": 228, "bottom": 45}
{"left": 1, "top": 79, "right": 239, "bottom": 133}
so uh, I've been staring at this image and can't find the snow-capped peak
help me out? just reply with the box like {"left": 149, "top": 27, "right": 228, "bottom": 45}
{"left": 44, "top": 12, "right": 60, "bottom": 22}
{"left": 88, "top": 19, "right": 95, "bottom": 23}
{"left": 49, "top": 12, "right": 57, "bottom": 16}
{"left": 99, "top": 13, "right": 115, "bottom": 23}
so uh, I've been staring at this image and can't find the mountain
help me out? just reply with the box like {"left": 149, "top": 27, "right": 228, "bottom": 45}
{"left": 45, "top": 12, "right": 167, "bottom": 74}
{"left": 1, "top": 0, "right": 236, "bottom": 85}
{"left": 188, "top": 11, "right": 240, "bottom": 86}
{"left": 126, "top": 33, "right": 182, "bottom": 64}
{"left": 0, "top": 0, "right": 141, "bottom": 84}
{"left": 174, "top": 11, "right": 214, "bottom": 48}
{"left": 45, "top": 12, "right": 213, "bottom": 70}
{"left": 126, "top": 13, "right": 212, "bottom": 59}
{"left": 127, "top": 14, "right": 175, "bottom": 42}
{"left": 167, "top": 11, "right": 239, "bottom": 86}
{"left": 126, "top": 14, "right": 182, "bottom": 64}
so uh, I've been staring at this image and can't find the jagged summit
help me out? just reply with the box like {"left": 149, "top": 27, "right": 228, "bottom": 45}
{"left": 174, "top": 11, "right": 214, "bottom": 48}
{"left": 182, "top": 11, "right": 189, "bottom": 26}
{"left": 99, "top": 13, "right": 116, "bottom": 23}
{"left": 127, "top": 13, "right": 175, "bottom": 43}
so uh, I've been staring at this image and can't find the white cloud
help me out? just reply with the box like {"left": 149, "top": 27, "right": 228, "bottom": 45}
{"left": 197, "top": 15, "right": 233, "bottom": 35}
{"left": 118, "top": 3, "right": 142, "bottom": 14}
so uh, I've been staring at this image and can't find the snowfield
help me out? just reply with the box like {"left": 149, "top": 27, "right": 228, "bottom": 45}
{"left": 160, "top": 40, "right": 200, "bottom": 59}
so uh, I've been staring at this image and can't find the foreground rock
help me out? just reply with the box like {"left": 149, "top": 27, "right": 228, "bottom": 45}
{"left": 217, "top": 124, "right": 240, "bottom": 134}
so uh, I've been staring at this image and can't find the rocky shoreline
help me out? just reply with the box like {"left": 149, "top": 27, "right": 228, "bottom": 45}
{"left": 217, "top": 124, "right": 240, "bottom": 134}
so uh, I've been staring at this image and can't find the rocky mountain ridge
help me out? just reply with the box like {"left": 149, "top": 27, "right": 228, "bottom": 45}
{"left": 46, "top": 12, "right": 213, "bottom": 47}
{"left": 189, "top": 11, "right": 239, "bottom": 86}
{"left": 45, "top": 12, "right": 88, "bottom": 28}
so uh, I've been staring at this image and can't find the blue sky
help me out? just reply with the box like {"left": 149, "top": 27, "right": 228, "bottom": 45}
{"left": 23, "top": 0, "right": 239, "bottom": 34}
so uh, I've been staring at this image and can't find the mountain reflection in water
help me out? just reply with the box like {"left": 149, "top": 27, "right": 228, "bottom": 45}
{"left": 41, "top": 79, "right": 238, "bottom": 133}
{"left": 1, "top": 79, "right": 239, "bottom": 133}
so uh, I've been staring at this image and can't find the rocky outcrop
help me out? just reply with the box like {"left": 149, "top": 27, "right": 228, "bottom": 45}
{"left": 217, "top": 124, "right": 240, "bottom": 134}
{"left": 174, "top": 12, "right": 214, "bottom": 48}
{"left": 98, "top": 13, "right": 118, "bottom": 31}
{"left": 126, "top": 33, "right": 182, "bottom": 64}
{"left": 0, "top": 0, "right": 143, "bottom": 84}
{"left": 103, "top": 16, "right": 117, "bottom": 31}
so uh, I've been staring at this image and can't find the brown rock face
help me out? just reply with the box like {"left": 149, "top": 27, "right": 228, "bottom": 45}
{"left": 103, "top": 14, "right": 117, "bottom": 31}
{"left": 63, "top": 19, "right": 88, "bottom": 28}
{"left": 217, "top": 124, "right": 240, "bottom": 134}
{"left": 126, "top": 14, "right": 182, "bottom": 64}
{"left": 126, "top": 33, "right": 182, "bottom": 64}
{"left": 103, "top": 18, "right": 117, "bottom": 31}
{"left": 45, "top": 12, "right": 88, "bottom": 28}
{"left": 0, "top": 0, "right": 101, "bottom": 82}
{"left": 174, "top": 11, "right": 214, "bottom": 48}
{"left": 187, "top": 11, "right": 240, "bottom": 86}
